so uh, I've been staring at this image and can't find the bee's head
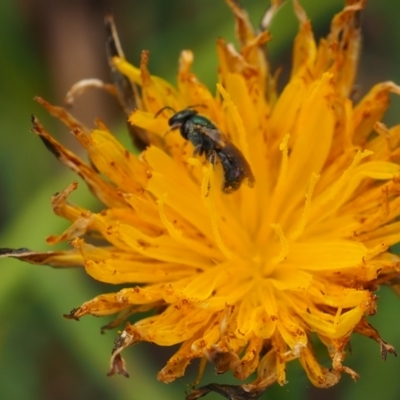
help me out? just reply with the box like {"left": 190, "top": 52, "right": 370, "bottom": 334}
{"left": 155, "top": 107, "right": 200, "bottom": 139}
{"left": 168, "top": 108, "right": 198, "bottom": 127}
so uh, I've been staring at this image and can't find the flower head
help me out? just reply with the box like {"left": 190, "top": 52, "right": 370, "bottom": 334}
{"left": 2, "top": 1, "right": 400, "bottom": 399}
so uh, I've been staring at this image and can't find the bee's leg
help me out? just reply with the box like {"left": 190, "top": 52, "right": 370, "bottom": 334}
{"left": 207, "top": 151, "right": 217, "bottom": 168}
{"left": 193, "top": 145, "right": 204, "bottom": 157}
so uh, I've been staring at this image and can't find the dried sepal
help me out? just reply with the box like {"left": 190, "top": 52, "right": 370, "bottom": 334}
{"left": 0, "top": 247, "right": 83, "bottom": 268}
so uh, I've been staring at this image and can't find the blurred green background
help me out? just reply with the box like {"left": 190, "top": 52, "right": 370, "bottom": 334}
{"left": 1, "top": 1, "right": 400, "bottom": 399}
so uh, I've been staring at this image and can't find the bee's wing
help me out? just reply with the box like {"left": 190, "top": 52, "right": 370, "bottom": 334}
{"left": 218, "top": 142, "right": 255, "bottom": 191}
{"left": 198, "top": 126, "right": 227, "bottom": 148}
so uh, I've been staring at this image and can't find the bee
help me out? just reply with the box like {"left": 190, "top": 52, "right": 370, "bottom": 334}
{"left": 156, "top": 107, "right": 255, "bottom": 193}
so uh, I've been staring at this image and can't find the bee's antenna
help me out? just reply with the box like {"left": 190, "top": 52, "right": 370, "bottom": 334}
{"left": 154, "top": 106, "right": 177, "bottom": 118}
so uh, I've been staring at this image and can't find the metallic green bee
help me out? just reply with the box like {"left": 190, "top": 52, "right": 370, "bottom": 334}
{"left": 158, "top": 107, "right": 255, "bottom": 193}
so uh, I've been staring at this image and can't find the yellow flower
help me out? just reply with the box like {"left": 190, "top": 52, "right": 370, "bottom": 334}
{"left": 2, "top": 1, "right": 400, "bottom": 399}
